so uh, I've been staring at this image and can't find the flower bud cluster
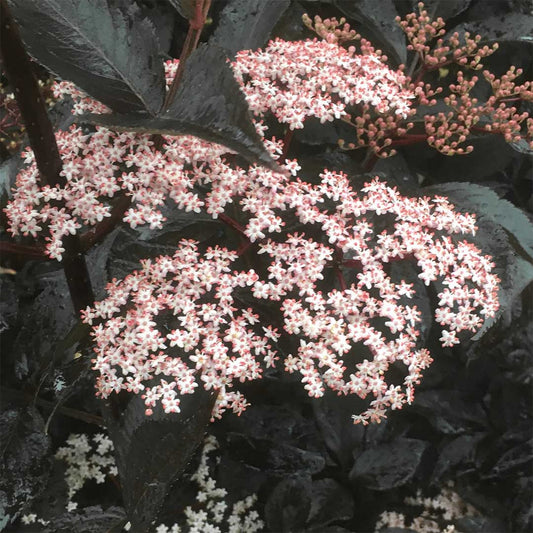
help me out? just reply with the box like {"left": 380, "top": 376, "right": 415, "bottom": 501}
{"left": 397, "top": 2, "right": 531, "bottom": 154}
{"left": 302, "top": 14, "right": 359, "bottom": 44}
{"left": 396, "top": 3, "right": 498, "bottom": 71}
{"left": 304, "top": 3, "right": 532, "bottom": 156}
{"left": 425, "top": 68, "right": 533, "bottom": 153}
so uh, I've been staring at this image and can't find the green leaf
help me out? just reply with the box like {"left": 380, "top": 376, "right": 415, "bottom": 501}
{"left": 81, "top": 44, "right": 280, "bottom": 171}
{"left": 8, "top": 0, "right": 165, "bottom": 115}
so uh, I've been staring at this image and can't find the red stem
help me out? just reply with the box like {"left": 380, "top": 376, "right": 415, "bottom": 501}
{"left": 164, "top": 0, "right": 212, "bottom": 109}
{"left": 281, "top": 128, "right": 294, "bottom": 160}
{"left": 363, "top": 153, "right": 378, "bottom": 172}
{"left": 218, "top": 213, "right": 246, "bottom": 235}
{"left": 335, "top": 268, "right": 347, "bottom": 290}
{"left": 0, "top": 240, "right": 47, "bottom": 260}
{"left": 236, "top": 241, "right": 252, "bottom": 256}
{"left": 341, "top": 259, "right": 363, "bottom": 269}
{"left": 389, "top": 134, "right": 428, "bottom": 147}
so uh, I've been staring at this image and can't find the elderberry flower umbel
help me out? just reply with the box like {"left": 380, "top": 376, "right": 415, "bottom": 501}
{"left": 232, "top": 38, "right": 414, "bottom": 127}
{"left": 5, "top": 40, "right": 414, "bottom": 259}
{"left": 82, "top": 175, "right": 499, "bottom": 424}
{"left": 7, "top": 36, "right": 500, "bottom": 424}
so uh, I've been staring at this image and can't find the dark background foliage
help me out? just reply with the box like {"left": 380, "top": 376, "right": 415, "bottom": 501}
{"left": 1, "top": 0, "right": 532, "bottom": 531}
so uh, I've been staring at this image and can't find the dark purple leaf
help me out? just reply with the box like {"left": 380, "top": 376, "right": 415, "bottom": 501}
{"left": 334, "top": 0, "right": 407, "bottom": 64}
{"left": 81, "top": 44, "right": 280, "bottom": 171}
{"left": 210, "top": 0, "right": 290, "bottom": 57}
{"left": 101, "top": 389, "right": 215, "bottom": 530}
{"left": 485, "top": 438, "right": 533, "bottom": 479}
{"left": 452, "top": 13, "right": 533, "bottom": 43}
{"left": 0, "top": 156, "right": 23, "bottom": 202}
{"left": 412, "top": 390, "right": 488, "bottom": 434}
{"left": 431, "top": 433, "right": 484, "bottom": 484}
{"left": 0, "top": 407, "right": 51, "bottom": 527}
{"left": 166, "top": 0, "right": 196, "bottom": 21}
{"left": 9, "top": 268, "right": 77, "bottom": 380}
{"left": 509, "top": 477, "right": 533, "bottom": 532}
{"left": 140, "top": 0, "right": 177, "bottom": 55}
{"left": 411, "top": 0, "right": 472, "bottom": 22}
{"left": 510, "top": 138, "right": 533, "bottom": 156}
{"left": 265, "top": 475, "right": 312, "bottom": 532}
{"left": 41, "top": 505, "right": 126, "bottom": 533}
{"left": 350, "top": 438, "right": 427, "bottom": 490}
{"left": 307, "top": 479, "right": 354, "bottom": 529}
{"left": 312, "top": 394, "right": 367, "bottom": 470}
{"left": 8, "top": 0, "right": 165, "bottom": 115}
{"left": 225, "top": 433, "right": 325, "bottom": 476}
{"left": 455, "top": 515, "right": 508, "bottom": 533}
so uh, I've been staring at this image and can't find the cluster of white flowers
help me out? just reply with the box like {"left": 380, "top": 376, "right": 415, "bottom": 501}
{"left": 374, "top": 482, "right": 479, "bottom": 533}
{"left": 50, "top": 432, "right": 263, "bottom": 532}
{"left": 152, "top": 435, "right": 264, "bottom": 533}
{"left": 55, "top": 433, "right": 117, "bottom": 511}
{"left": 20, "top": 513, "right": 49, "bottom": 527}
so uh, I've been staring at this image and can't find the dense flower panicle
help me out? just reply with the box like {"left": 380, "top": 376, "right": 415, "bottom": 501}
{"left": 5, "top": 120, "right": 240, "bottom": 260}
{"left": 82, "top": 240, "right": 280, "bottom": 419}
{"left": 232, "top": 38, "right": 414, "bottom": 129}
{"left": 7, "top": 30, "right": 501, "bottom": 423}
{"left": 5, "top": 42, "right": 415, "bottom": 259}
{"left": 82, "top": 173, "right": 499, "bottom": 424}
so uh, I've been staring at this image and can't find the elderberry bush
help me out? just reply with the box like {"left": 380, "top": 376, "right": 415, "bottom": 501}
{"left": 1, "top": 1, "right": 532, "bottom": 532}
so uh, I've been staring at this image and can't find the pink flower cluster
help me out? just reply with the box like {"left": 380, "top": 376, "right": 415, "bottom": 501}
{"left": 82, "top": 241, "right": 279, "bottom": 419}
{"left": 232, "top": 38, "right": 414, "bottom": 129}
{"left": 82, "top": 168, "right": 499, "bottom": 423}
{"left": 5, "top": 41, "right": 413, "bottom": 259}
{"left": 6, "top": 35, "right": 500, "bottom": 423}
